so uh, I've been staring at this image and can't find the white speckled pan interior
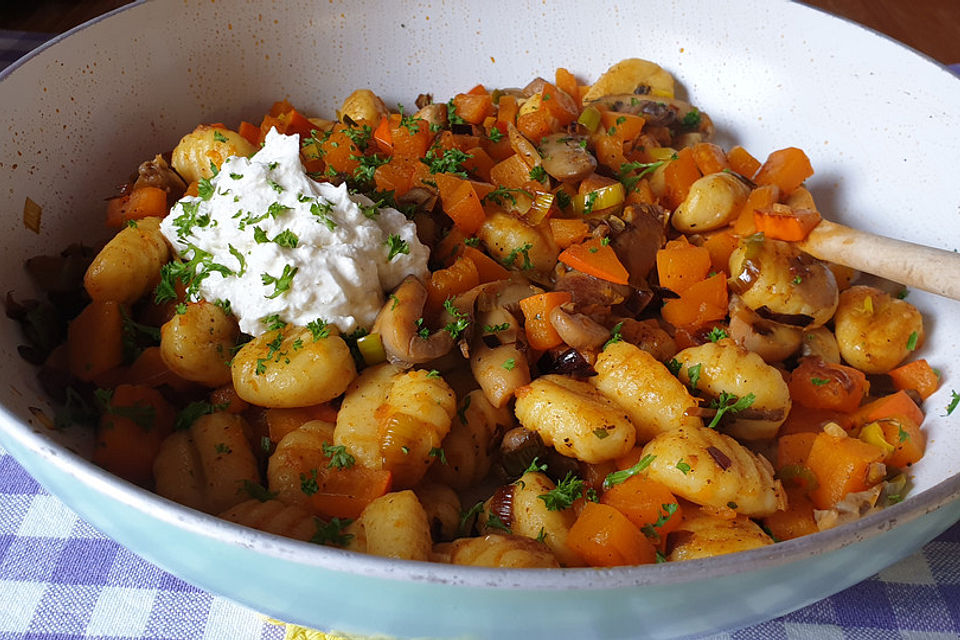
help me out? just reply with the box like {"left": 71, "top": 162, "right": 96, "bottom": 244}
{"left": 2, "top": 0, "right": 960, "bottom": 637}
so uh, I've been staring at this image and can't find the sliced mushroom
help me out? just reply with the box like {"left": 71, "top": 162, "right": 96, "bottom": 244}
{"left": 414, "top": 102, "right": 448, "bottom": 131}
{"left": 470, "top": 340, "right": 530, "bottom": 409}
{"left": 539, "top": 133, "right": 596, "bottom": 182}
{"left": 548, "top": 305, "right": 608, "bottom": 352}
{"left": 607, "top": 204, "right": 668, "bottom": 286}
{"left": 373, "top": 276, "right": 453, "bottom": 368}
{"left": 507, "top": 122, "right": 542, "bottom": 169}
{"left": 581, "top": 58, "right": 675, "bottom": 103}
{"left": 133, "top": 154, "right": 187, "bottom": 203}
{"left": 728, "top": 295, "right": 803, "bottom": 364}
{"left": 522, "top": 77, "right": 550, "bottom": 97}
{"left": 553, "top": 270, "right": 631, "bottom": 308}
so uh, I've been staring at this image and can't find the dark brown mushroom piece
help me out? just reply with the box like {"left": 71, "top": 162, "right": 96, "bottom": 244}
{"left": 606, "top": 203, "right": 668, "bottom": 287}
{"left": 133, "top": 154, "right": 187, "bottom": 204}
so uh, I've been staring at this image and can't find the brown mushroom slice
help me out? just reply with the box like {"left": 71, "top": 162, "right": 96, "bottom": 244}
{"left": 414, "top": 102, "right": 448, "bottom": 131}
{"left": 607, "top": 204, "right": 668, "bottom": 285}
{"left": 133, "top": 154, "right": 187, "bottom": 202}
{"left": 548, "top": 305, "right": 608, "bottom": 352}
{"left": 470, "top": 340, "right": 530, "bottom": 409}
{"left": 539, "top": 133, "right": 597, "bottom": 183}
{"left": 553, "top": 270, "right": 631, "bottom": 307}
{"left": 373, "top": 276, "right": 453, "bottom": 368}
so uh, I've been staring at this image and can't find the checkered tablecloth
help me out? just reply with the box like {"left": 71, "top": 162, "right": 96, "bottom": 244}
{"left": 3, "top": 443, "right": 960, "bottom": 640}
{"left": 3, "top": 30, "right": 960, "bottom": 640}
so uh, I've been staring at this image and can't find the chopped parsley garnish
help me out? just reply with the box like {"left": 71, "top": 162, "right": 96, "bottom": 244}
{"left": 603, "top": 321, "right": 624, "bottom": 350}
{"left": 300, "top": 469, "right": 319, "bottom": 496}
{"left": 262, "top": 314, "right": 287, "bottom": 331}
{"left": 154, "top": 245, "right": 234, "bottom": 303}
{"left": 422, "top": 147, "right": 473, "bottom": 177}
{"left": 242, "top": 480, "right": 278, "bottom": 502}
{"left": 581, "top": 191, "right": 599, "bottom": 216}
{"left": 429, "top": 447, "right": 447, "bottom": 465}
{"left": 525, "top": 457, "right": 548, "bottom": 474}
{"left": 538, "top": 472, "right": 584, "bottom": 511}
{"left": 310, "top": 199, "right": 337, "bottom": 230}
{"left": 271, "top": 229, "right": 299, "bottom": 248}
{"left": 174, "top": 400, "right": 227, "bottom": 431}
{"left": 945, "top": 390, "right": 959, "bottom": 416}
{"left": 502, "top": 358, "right": 516, "bottom": 371}
{"left": 706, "top": 392, "right": 756, "bottom": 429}
{"left": 555, "top": 190, "right": 572, "bottom": 210}
{"left": 529, "top": 165, "right": 548, "bottom": 183}
{"left": 425, "top": 369, "right": 440, "bottom": 378}
{"left": 810, "top": 377, "right": 830, "bottom": 387}
{"left": 792, "top": 275, "right": 803, "bottom": 285}
{"left": 488, "top": 127, "right": 504, "bottom": 142}
{"left": 483, "top": 322, "right": 510, "bottom": 333}
{"left": 603, "top": 454, "right": 656, "bottom": 489}
{"left": 311, "top": 517, "right": 354, "bottom": 547}
{"left": 593, "top": 428, "right": 610, "bottom": 439}
{"left": 896, "top": 288, "right": 909, "bottom": 299}
{"left": 342, "top": 124, "right": 373, "bottom": 152}
{"left": 640, "top": 503, "right": 679, "bottom": 541}
{"left": 197, "top": 177, "right": 215, "bottom": 200}
{"left": 415, "top": 317, "right": 430, "bottom": 339}
{"left": 215, "top": 442, "right": 232, "bottom": 454}
{"left": 463, "top": 236, "right": 481, "bottom": 247}
{"left": 457, "top": 395, "right": 472, "bottom": 424}
{"left": 267, "top": 179, "right": 284, "bottom": 194}
{"left": 126, "top": 219, "right": 138, "bottom": 228}
{"left": 676, "top": 459, "right": 691, "bottom": 475}
{"left": 385, "top": 234, "right": 410, "bottom": 261}
{"left": 255, "top": 331, "right": 288, "bottom": 375}
{"left": 392, "top": 107, "right": 416, "bottom": 135}
{"left": 687, "top": 363, "right": 703, "bottom": 392}
{"left": 707, "top": 327, "right": 729, "bottom": 342}
{"left": 442, "top": 298, "right": 471, "bottom": 340}
{"left": 171, "top": 200, "right": 212, "bottom": 240}
{"left": 261, "top": 264, "right": 297, "bottom": 298}
{"left": 213, "top": 130, "right": 229, "bottom": 143}
{"left": 666, "top": 358, "right": 683, "bottom": 376}
{"left": 352, "top": 153, "right": 390, "bottom": 186}
{"left": 446, "top": 99, "right": 466, "bottom": 125}
{"left": 229, "top": 172, "right": 243, "bottom": 180}
{"left": 502, "top": 242, "right": 533, "bottom": 270}
{"left": 485, "top": 514, "right": 512, "bottom": 534}
{"left": 483, "top": 185, "right": 532, "bottom": 207}
{"left": 682, "top": 107, "right": 702, "bottom": 128}
{"left": 323, "top": 443, "right": 356, "bottom": 469}
{"left": 95, "top": 388, "right": 156, "bottom": 431}
{"left": 618, "top": 159, "right": 668, "bottom": 192}
{"left": 307, "top": 318, "right": 331, "bottom": 341}
{"left": 228, "top": 244, "right": 247, "bottom": 276}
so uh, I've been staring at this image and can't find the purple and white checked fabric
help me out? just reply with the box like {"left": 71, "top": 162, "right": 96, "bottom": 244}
{"left": 2, "top": 441, "right": 960, "bottom": 639}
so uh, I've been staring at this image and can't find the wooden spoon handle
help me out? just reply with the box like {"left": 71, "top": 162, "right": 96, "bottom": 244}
{"left": 798, "top": 220, "right": 960, "bottom": 300}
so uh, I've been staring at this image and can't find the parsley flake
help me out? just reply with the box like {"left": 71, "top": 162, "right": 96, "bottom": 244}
{"left": 385, "top": 234, "right": 410, "bottom": 261}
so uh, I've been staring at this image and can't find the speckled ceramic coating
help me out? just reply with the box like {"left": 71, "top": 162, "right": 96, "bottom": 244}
{"left": 2, "top": 1, "right": 960, "bottom": 638}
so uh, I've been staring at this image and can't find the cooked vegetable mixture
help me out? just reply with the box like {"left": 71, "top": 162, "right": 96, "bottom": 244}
{"left": 16, "top": 58, "right": 941, "bottom": 568}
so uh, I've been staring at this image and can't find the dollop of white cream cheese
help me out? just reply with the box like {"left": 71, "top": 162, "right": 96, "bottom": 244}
{"left": 159, "top": 129, "right": 429, "bottom": 336}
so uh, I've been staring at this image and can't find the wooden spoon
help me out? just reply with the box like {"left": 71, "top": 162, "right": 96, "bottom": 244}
{"left": 798, "top": 220, "right": 960, "bottom": 300}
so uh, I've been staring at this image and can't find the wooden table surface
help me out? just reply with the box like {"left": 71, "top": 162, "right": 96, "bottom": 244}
{"left": 2, "top": 0, "right": 959, "bottom": 65}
